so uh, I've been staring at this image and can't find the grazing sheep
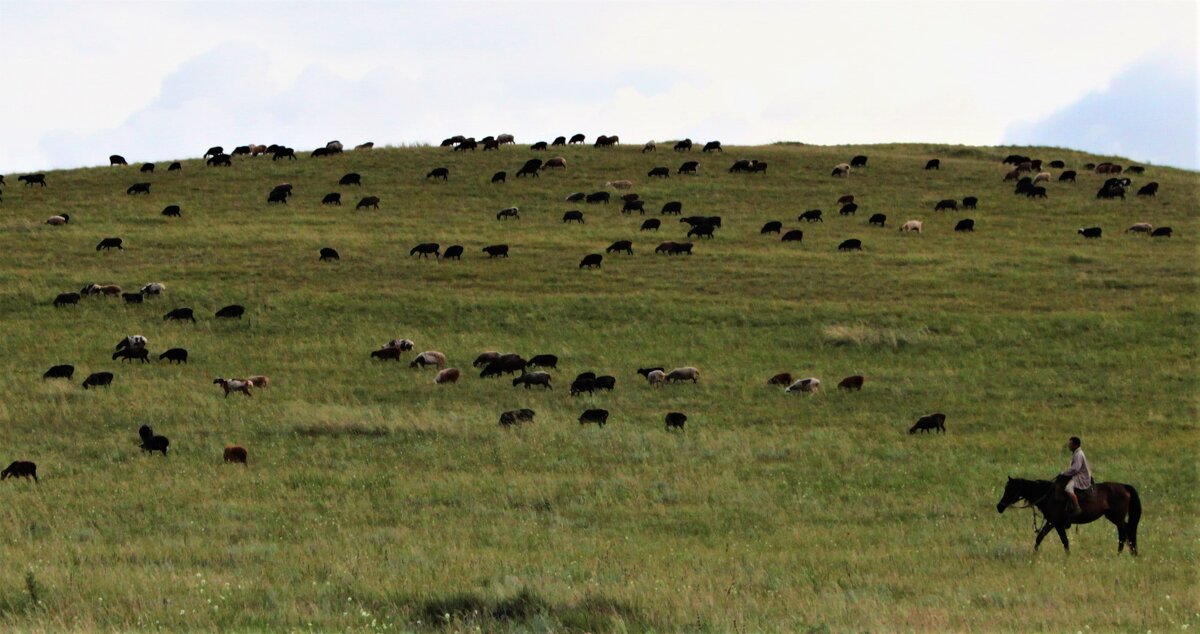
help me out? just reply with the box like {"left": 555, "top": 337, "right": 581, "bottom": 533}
{"left": 215, "top": 305, "right": 245, "bottom": 319}
{"left": 595, "top": 375, "right": 616, "bottom": 391}
{"left": 527, "top": 354, "right": 558, "bottom": 369}
{"left": 1025, "top": 186, "right": 1048, "bottom": 199}
{"left": 781, "top": 230, "right": 804, "bottom": 243}
{"left": 232, "top": 146, "right": 251, "bottom": 156}
{"left": 410, "top": 243, "right": 440, "bottom": 258}
{"left": 784, "top": 378, "right": 821, "bottom": 394}
{"left": 660, "top": 201, "right": 683, "bottom": 215}
{"left": 214, "top": 377, "right": 252, "bottom": 397}
{"left": 122, "top": 292, "right": 144, "bottom": 304}
{"left": 1033, "top": 172, "right": 1051, "bottom": 184}
{"left": 110, "top": 154, "right": 127, "bottom": 166}
{"left": 838, "top": 239, "right": 863, "bottom": 251}
{"left": 543, "top": 157, "right": 567, "bottom": 169}
{"left": 138, "top": 425, "right": 170, "bottom": 455}
{"left": 19, "top": 174, "right": 47, "bottom": 187}
{"left": 799, "top": 209, "right": 823, "bottom": 222}
{"left": 442, "top": 245, "right": 464, "bottom": 260}
{"left": 496, "top": 207, "right": 520, "bottom": 220}
{"left": 371, "top": 347, "right": 403, "bottom": 361}
{"left": 499, "top": 408, "right": 536, "bottom": 427}
{"left": 1, "top": 461, "right": 38, "bottom": 482}
{"left": 837, "top": 375, "right": 865, "bottom": 391}
{"left": 512, "top": 372, "right": 553, "bottom": 390}
{"left": 748, "top": 162, "right": 769, "bottom": 174}
{"left": 206, "top": 154, "right": 232, "bottom": 167}
{"left": 127, "top": 182, "right": 151, "bottom": 195}
{"left": 483, "top": 244, "right": 510, "bottom": 258}
{"left": 646, "top": 370, "right": 666, "bottom": 388}
{"left": 1058, "top": 170, "right": 1077, "bottom": 182}
{"left": 267, "top": 190, "right": 289, "bottom": 204}
{"left": 516, "top": 159, "right": 543, "bottom": 177}
{"left": 1003, "top": 169, "right": 1022, "bottom": 182}
{"left": 115, "top": 335, "right": 148, "bottom": 351}
{"left": 606, "top": 240, "right": 633, "bottom": 255}
{"left": 1137, "top": 182, "right": 1159, "bottom": 197}
{"left": 579, "top": 253, "right": 603, "bottom": 269}
{"left": 385, "top": 339, "right": 415, "bottom": 351}
{"left": 702, "top": 141, "right": 723, "bottom": 152}
{"left": 1096, "top": 183, "right": 1125, "bottom": 200}
{"left": 594, "top": 135, "right": 619, "bottom": 147}
{"left": 586, "top": 191, "right": 611, "bottom": 204}
{"left": 831, "top": 164, "right": 850, "bottom": 177}
{"left": 850, "top": 155, "right": 868, "bottom": 168}
{"left": 161, "top": 205, "right": 181, "bottom": 217}
{"left": 339, "top": 173, "right": 362, "bottom": 186}
{"left": 688, "top": 225, "right": 715, "bottom": 240}
{"left": 356, "top": 196, "right": 381, "bottom": 209}
{"left": 319, "top": 247, "right": 340, "bottom": 261}
{"left": 962, "top": 196, "right": 978, "bottom": 209}
{"left": 1151, "top": 227, "right": 1172, "bottom": 238}
{"left": 622, "top": 200, "right": 646, "bottom": 215}
{"left": 1126, "top": 165, "right": 1145, "bottom": 174}
{"left": 82, "top": 372, "right": 114, "bottom": 389}
{"left": 677, "top": 160, "right": 700, "bottom": 175}
{"left": 761, "top": 221, "right": 782, "bottom": 235}
{"left": 666, "top": 367, "right": 700, "bottom": 384}
{"left": 839, "top": 203, "right": 859, "bottom": 216}
{"left": 563, "top": 210, "right": 585, "bottom": 223}
{"left": 637, "top": 367, "right": 665, "bottom": 378}
{"left": 530, "top": 141, "right": 548, "bottom": 151}
{"left": 497, "top": 134, "right": 515, "bottom": 145}
{"left": 113, "top": 348, "right": 149, "bottom": 363}
{"left": 837, "top": 195, "right": 855, "bottom": 205}
{"left": 168, "top": 161, "right": 182, "bottom": 171}
{"left": 1126, "top": 223, "right": 1153, "bottom": 235}
{"left": 322, "top": 193, "right": 342, "bottom": 205}
{"left": 163, "top": 307, "right": 196, "bottom": 322}
{"left": 578, "top": 409, "right": 609, "bottom": 427}
{"left": 45, "top": 214, "right": 70, "bottom": 225}
{"left": 435, "top": 368, "right": 461, "bottom": 384}
{"left": 924, "top": 159, "right": 940, "bottom": 170}
{"left": 426, "top": 167, "right": 449, "bottom": 180}
{"left": 564, "top": 192, "right": 586, "bottom": 203}
{"left": 1095, "top": 162, "right": 1121, "bottom": 174}
{"left": 642, "top": 141, "right": 656, "bottom": 153}
{"left": 910, "top": 413, "right": 946, "bottom": 434}
{"left": 641, "top": 219, "right": 661, "bottom": 231}
{"left": 53, "top": 292, "right": 81, "bottom": 307}
{"left": 474, "top": 352, "right": 501, "bottom": 367}
{"left": 767, "top": 372, "right": 792, "bottom": 386}
{"left": 141, "top": 162, "right": 155, "bottom": 172}
{"left": 204, "top": 146, "right": 223, "bottom": 158}
{"left": 140, "top": 282, "right": 165, "bottom": 296}
{"left": 224, "top": 445, "right": 248, "bottom": 465}
{"left": 492, "top": 171, "right": 507, "bottom": 184}
{"left": 247, "top": 375, "right": 269, "bottom": 389}
{"left": 673, "top": 139, "right": 693, "bottom": 151}
{"left": 81, "top": 283, "right": 122, "bottom": 297}
{"left": 96, "top": 237, "right": 124, "bottom": 251}
{"left": 410, "top": 351, "right": 447, "bottom": 369}
{"left": 868, "top": 213, "right": 887, "bottom": 227}
{"left": 1078, "top": 227, "right": 1103, "bottom": 239}
{"left": 159, "top": 348, "right": 188, "bottom": 364}
{"left": 569, "top": 377, "right": 596, "bottom": 396}
{"left": 665, "top": 412, "right": 687, "bottom": 430}
{"left": 934, "top": 199, "right": 957, "bottom": 211}
{"left": 43, "top": 364, "right": 75, "bottom": 380}
{"left": 955, "top": 219, "right": 975, "bottom": 232}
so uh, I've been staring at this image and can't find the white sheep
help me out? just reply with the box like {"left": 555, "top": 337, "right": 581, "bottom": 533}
{"left": 785, "top": 378, "right": 821, "bottom": 394}
{"left": 140, "top": 282, "right": 166, "bottom": 295}
{"left": 665, "top": 367, "right": 700, "bottom": 384}
{"left": 646, "top": 370, "right": 666, "bottom": 388}
{"left": 900, "top": 220, "right": 923, "bottom": 233}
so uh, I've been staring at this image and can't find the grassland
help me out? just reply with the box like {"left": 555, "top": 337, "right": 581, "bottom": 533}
{"left": 0, "top": 141, "right": 1195, "bottom": 632}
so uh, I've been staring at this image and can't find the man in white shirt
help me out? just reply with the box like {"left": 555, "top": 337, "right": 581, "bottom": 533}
{"left": 1060, "top": 436, "right": 1092, "bottom": 515}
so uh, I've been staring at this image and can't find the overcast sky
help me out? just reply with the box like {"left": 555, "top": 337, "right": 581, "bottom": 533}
{"left": 0, "top": 0, "right": 1195, "bottom": 173}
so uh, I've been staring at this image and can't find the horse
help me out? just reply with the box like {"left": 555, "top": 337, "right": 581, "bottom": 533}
{"left": 996, "top": 476, "right": 1140, "bottom": 556}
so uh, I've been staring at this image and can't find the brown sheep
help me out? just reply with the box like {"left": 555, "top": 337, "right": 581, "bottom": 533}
{"left": 223, "top": 445, "right": 248, "bottom": 465}
{"left": 837, "top": 375, "right": 865, "bottom": 391}
{"left": 543, "top": 157, "right": 567, "bottom": 169}
{"left": 767, "top": 372, "right": 793, "bottom": 386}
{"left": 435, "top": 368, "right": 461, "bottom": 384}
{"left": 247, "top": 375, "right": 270, "bottom": 389}
{"left": 606, "top": 180, "right": 634, "bottom": 190}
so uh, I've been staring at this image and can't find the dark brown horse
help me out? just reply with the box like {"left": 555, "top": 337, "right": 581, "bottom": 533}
{"left": 996, "top": 477, "right": 1140, "bottom": 556}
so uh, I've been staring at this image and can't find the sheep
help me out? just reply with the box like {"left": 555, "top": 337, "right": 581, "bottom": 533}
{"left": 442, "top": 245, "right": 464, "bottom": 260}
{"left": 606, "top": 240, "right": 633, "bottom": 255}
{"left": 214, "top": 377, "right": 253, "bottom": 397}
{"left": 491, "top": 171, "right": 507, "bottom": 183}
{"left": 246, "top": 375, "right": 269, "bottom": 389}
{"left": 665, "top": 412, "right": 687, "bottom": 430}
{"left": 53, "top": 292, "right": 80, "bottom": 307}
{"left": 19, "top": 174, "right": 47, "bottom": 187}
{"left": 934, "top": 199, "right": 957, "bottom": 212}
{"left": 799, "top": 209, "right": 823, "bottom": 222}
{"left": 110, "top": 154, "right": 128, "bottom": 166}
{"left": 159, "top": 348, "right": 188, "bottom": 364}
{"left": 206, "top": 154, "right": 232, "bottom": 167}
{"left": 924, "top": 159, "right": 940, "bottom": 170}
{"left": 761, "top": 221, "right": 783, "bottom": 235}
{"left": 784, "top": 378, "right": 821, "bottom": 394}
{"left": 837, "top": 375, "right": 865, "bottom": 391}
{"left": 322, "top": 193, "right": 342, "bottom": 205}
{"left": 82, "top": 372, "right": 113, "bottom": 389}
{"left": 781, "top": 230, "right": 804, "bottom": 243}
{"left": 838, "top": 239, "right": 863, "bottom": 251}
{"left": 543, "top": 157, "right": 567, "bottom": 169}
{"left": 642, "top": 141, "right": 656, "bottom": 153}
{"left": 661, "top": 201, "right": 683, "bottom": 215}
{"left": 641, "top": 219, "right": 660, "bottom": 231}
{"left": 483, "top": 244, "right": 510, "bottom": 258}
{"left": 1151, "top": 227, "right": 1173, "bottom": 238}
{"left": 1127, "top": 223, "right": 1153, "bottom": 235}
{"left": 910, "top": 413, "right": 946, "bottom": 434}
{"left": 138, "top": 424, "right": 170, "bottom": 456}
{"left": 474, "top": 352, "right": 502, "bottom": 367}
{"left": 113, "top": 348, "right": 150, "bottom": 363}
{"left": 565, "top": 192, "right": 586, "bottom": 202}
{"left": 530, "top": 141, "right": 548, "bottom": 151}
{"left": 637, "top": 367, "right": 665, "bottom": 378}
{"left": 955, "top": 219, "right": 975, "bottom": 232}
{"left": 496, "top": 354, "right": 528, "bottom": 375}
{"left": 1, "top": 461, "right": 38, "bottom": 482}
{"left": 141, "top": 282, "right": 165, "bottom": 295}
{"left": 595, "top": 375, "right": 616, "bottom": 391}
{"left": 499, "top": 409, "right": 536, "bottom": 427}
{"left": 767, "top": 372, "right": 792, "bottom": 386}
{"left": 122, "top": 292, "right": 144, "bottom": 303}
{"left": 569, "top": 377, "right": 596, "bottom": 396}
{"left": 563, "top": 210, "right": 585, "bottom": 223}
{"left": 497, "top": 133, "right": 515, "bottom": 145}
{"left": 578, "top": 409, "right": 609, "bottom": 427}
{"left": 648, "top": 166, "right": 670, "bottom": 178}
{"left": 45, "top": 214, "right": 69, "bottom": 225}
{"left": 1058, "top": 170, "right": 1077, "bottom": 182}
{"left": 410, "top": 351, "right": 447, "bottom": 369}
{"left": 126, "top": 182, "right": 151, "bottom": 195}
{"left": 1127, "top": 165, "right": 1145, "bottom": 174}
{"left": 215, "top": 305, "right": 245, "bottom": 319}
{"left": 43, "top": 364, "right": 75, "bottom": 380}
{"left": 386, "top": 339, "right": 415, "bottom": 351}
{"left": 688, "top": 225, "right": 715, "bottom": 240}
{"left": 1078, "top": 227, "right": 1103, "bottom": 239}
{"left": 702, "top": 141, "right": 723, "bottom": 152}
{"left": 622, "top": 200, "right": 646, "bottom": 215}
{"left": 831, "top": 163, "right": 850, "bottom": 177}
{"left": 82, "top": 283, "right": 122, "bottom": 297}
{"left": 224, "top": 445, "right": 248, "bottom": 465}
{"left": 339, "top": 173, "right": 362, "bottom": 186}
{"left": 666, "top": 367, "right": 700, "bottom": 384}
{"left": 96, "top": 237, "right": 124, "bottom": 251}
{"left": 496, "top": 207, "right": 520, "bottom": 220}
{"left": 516, "top": 159, "right": 542, "bottom": 177}
{"left": 678, "top": 161, "right": 700, "bottom": 175}
{"left": 435, "top": 368, "right": 461, "bottom": 384}
{"left": 839, "top": 203, "right": 859, "bottom": 216}
{"left": 371, "top": 347, "right": 403, "bottom": 361}
{"left": 646, "top": 370, "right": 666, "bottom": 388}
{"left": 267, "top": 190, "right": 289, "bottom": 204}
{"left": 204, "top": 146, "right": 223, "bottom": 158}
{"left": 586, "top": 192, "right": 610, "bottom": 204}
{"left": 1033, "top": 172, "right": 1051, "bottom": 184}
{"left": 837, "top": 195, "right": 855, "bottom": 205}
{"left": 163, "top": 307, "right": 196, "bottom": 322}
{"left": 606, "top": 180, "right": 634, "bottom": 190}
{"left": 116, "top": 335, "right": 148, "bottom": 351}
{"left": 356, "top": 196, "right": 381, "bottom": 210}
{"left": 410, "top": 243, "right": 441, "bottom": 258}
{"left": 527, "top": 354, "right": 558, "bottom": 369}
{"left": 1025, "top": 186, "right": 1048, "bottom": 199}
{"left": 868, "top": 213, "right": 887, "bottom": 227}
{"left": 579, "top": 254, "right": 603, "bottom": 269}
{"left": 1137, "top": 182, "right": 1159, "bottom": 197}
{"left": 962, "top": 196, "right": 978, "bottom": 209}
{"left": 512, "top": 372, "right": 553, "bottom": 390}
{"left": 426, "top": 167, "right": 449, "bottom": 180}
{"left": 319, "top": 247, "right": 340, "bottom": 261}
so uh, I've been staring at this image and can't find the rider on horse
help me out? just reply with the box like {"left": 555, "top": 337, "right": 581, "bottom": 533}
{"left": 1059, "top": 436, "right": 1092, "bottom": 515}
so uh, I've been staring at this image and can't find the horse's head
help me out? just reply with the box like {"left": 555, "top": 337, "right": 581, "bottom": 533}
{"left": 997, "top": 476, "right": 1024, "bottom": 513}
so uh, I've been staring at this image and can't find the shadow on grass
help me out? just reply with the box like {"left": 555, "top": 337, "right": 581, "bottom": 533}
{"left": 415, "top": 588, "right": 661, "bottom": 631}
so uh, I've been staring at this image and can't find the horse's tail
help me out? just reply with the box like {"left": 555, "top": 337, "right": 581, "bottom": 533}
{"left": 1124, "top": 484, "right": 1141, "bottom": 553}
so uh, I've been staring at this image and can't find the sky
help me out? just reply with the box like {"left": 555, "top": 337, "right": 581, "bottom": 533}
{"left": 0, "top": 0, "right": 1195, "bottom": 173}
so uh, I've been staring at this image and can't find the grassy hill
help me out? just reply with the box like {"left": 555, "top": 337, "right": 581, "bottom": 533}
{"left": 0, "top": 141, "right": 1195, "bottom": 631}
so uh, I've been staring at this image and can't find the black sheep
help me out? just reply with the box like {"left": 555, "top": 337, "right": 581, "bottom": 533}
{"left": 339, "top": 173, "right": 362, "bottom": 186}
{"left": 158, "top": 348, "right": 188, "bottom": 364}
{"left": 96, "top": 237, "right": 124, "bottom": 251}
{"left": 838, "top": 239, "right": 863, "bottom": 251}
{"left": 138, "top": 425, "right": 170, "bottom": 455}
{"left": 781, "top": 230, "right": 804, "bottom": 243}
{"left": 161, "top": 205, "right": 181, "bottom": 217}
{"left": 426, "top": 167, "right": 449, "bottom": 180}
{"left": 563, "top": 210, "right": 585, "bottom": 223}
{"left": 606, "top": 241, "right": 633, "bottom": 255}
{"left": 113, "top": 348, "right": 149, "bottom": 363}
{"left": 483, "top": 244, "right": 509, "bottom": 258}
{"left": 527, "top": 354, "right": 558, "bottom": 369}
{"left": 410, "top": 243, "right": 440, "bottom": 258}
{"left": 578, "top": 409, "right": 609, "bottom": 426}
{"left": 909, "top": 413, "right": 946, "bottom": 434}
{"left": 126, "top": 182, "right": 151, "bottom": 195}
{"left": 163, "top": 307, "right": 196, "bottom": 322}
{"left": 760, "top": 221, "right": 782, "bottom": 235}
{"left": 355, "top": 196, "right": 381, "bottom": 210}
{"left": 868, "top": 213, "right": 887, "bottom": 227}
{"left": 441, "top": 245, "right": 464, "bottom": 260}
{"left": 82, "top": 372, "right": 113, "bottom": 389}
{"left": 321, "top": 192, "right": 342, "bottom": 205}
{"left": 215, "top": 304, "right": 245, "bottom": 319}
{"left": 319, "top": 247, "right": 340, "bottom": 261}
{"left": 43, "top": 364, "right": 75, "bottom": 380}
{"left": 53, "top": 292, "right": 81, "bottom": 307}
{"left": 925, "top": 159, "right": 940, "bottom": 170}
{"left": 641, "top": 219, "right": 660, "bottom": 231}
{"left": 665, "top": 412, "right": 687, "bottom": 430}
{"left": 579, "top": 254, "right": 603, "bottom": 269}
{"left": 491, "top": 171, "right": 507, "bottom": 184}
{"left": 1, "top": 461, "right": 38, "bottom": 482}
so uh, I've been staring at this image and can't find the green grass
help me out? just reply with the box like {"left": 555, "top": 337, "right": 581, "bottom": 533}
{"left": 0, "top": 141, "right": 1196, "bottom": 632}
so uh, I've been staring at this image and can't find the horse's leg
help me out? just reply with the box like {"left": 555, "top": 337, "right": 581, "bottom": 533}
{"left": 1107, "top": 511, "right": 1128, "bottom": 554}
{"left": 1055, "top": 525, "right": 1070, "bottom": 554}
{"left": 1034, "top": 522, "right": 1054, "bottom": 551}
